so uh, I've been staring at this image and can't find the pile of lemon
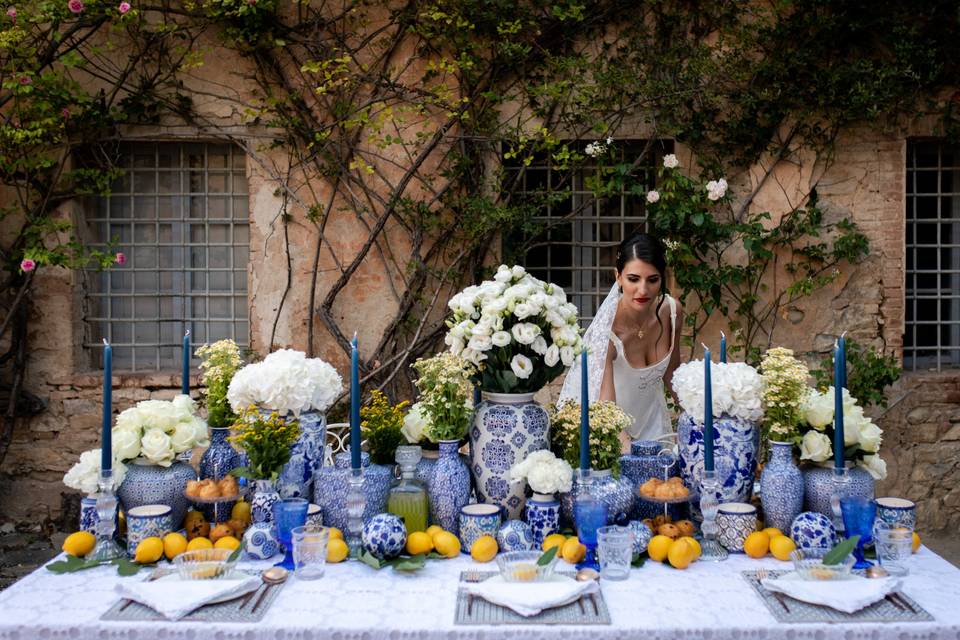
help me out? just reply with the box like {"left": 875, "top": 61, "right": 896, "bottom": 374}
{"left": 405, "top": 525, "right": 462, "bottom": 559}
{"left": 542, "top": 533, "right": 588, "bottom": 564}
{"left": 742, "top": 527, "right": 797, "bottom": 560}
{"left": 646, "top": 533, "right": 701, "bottom": 569}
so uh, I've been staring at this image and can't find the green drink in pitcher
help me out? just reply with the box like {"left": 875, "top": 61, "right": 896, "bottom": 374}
{"left": 387, "top": 446, "right": 429, "bottom": 532}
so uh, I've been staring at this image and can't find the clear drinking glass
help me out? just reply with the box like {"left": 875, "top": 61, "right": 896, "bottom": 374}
{"left": 874, "top": 521, "right": 912, "bottom": 577}
{"left": 597, "top": 525, "right": 633, "bottom": 581}
{"left": 292, "top": 525, "right": 329, "bottom": 580}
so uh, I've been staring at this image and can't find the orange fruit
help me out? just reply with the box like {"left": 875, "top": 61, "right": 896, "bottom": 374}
{"left": 743, "top": 531, "right": 770, "bottom": 558}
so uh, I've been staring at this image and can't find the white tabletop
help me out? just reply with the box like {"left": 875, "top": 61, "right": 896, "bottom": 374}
{"left": 1, "top": 547, "right": 959, "bottom": 640}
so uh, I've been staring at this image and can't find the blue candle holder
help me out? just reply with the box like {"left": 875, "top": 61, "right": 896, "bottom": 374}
{"left": 272, "top": 498, "right": 309, "bottom": 570}
{"left": 573, "top": 469, "right": 607, "bottom": 571}
{"left": 840, "top": 496, "right": 876, "bottom": 570}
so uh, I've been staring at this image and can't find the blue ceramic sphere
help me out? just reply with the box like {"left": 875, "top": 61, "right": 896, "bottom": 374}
{"left": 627, "top": 520, "right": 654, "bottom": 556}
{"left": 362, "top": 513, "right": 407, "bottom": 560}
{"left": 496, "top": 520, "right": 535, "bottom": 552}
{"left": 790, "top": 511, "right": 838, "bottom": 551}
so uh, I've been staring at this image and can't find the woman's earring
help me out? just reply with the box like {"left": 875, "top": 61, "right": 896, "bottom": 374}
{"left": 618, "top": 285, "right": 623, "bottom": 294}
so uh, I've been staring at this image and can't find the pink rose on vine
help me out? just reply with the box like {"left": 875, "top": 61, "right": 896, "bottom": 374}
{"left": 20, "top": 259, "right": 36, "bottom": 273}
{"left": 6, "top": 7, "right": 15, "bottom": 21}
{"left": 68, "top": 0, "right": 84, "bottom": 13}
{"left": 118, "top": 1, "right": 130, "bottom": 13}
{"left": 115, "top": 252, "right": 127, "bottom": 265}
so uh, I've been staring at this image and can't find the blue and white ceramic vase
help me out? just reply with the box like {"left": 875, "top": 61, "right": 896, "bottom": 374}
{"left": 415, "top": 449, "right": 438, "bottom": 488}
{"left": 277, "top": 411, "right": 327, "bottom": 499}
{"left": 759, "top": 441, "right": 804, "bottom": 532}
{"left": 428, "top": 440, "right": 471, "bottom": 536}
{"left": 620, "top": 440, "right": 679, "bottom": 521}
{"left": 677, "top": 411, "right": 758, "bottom": 504}
{"left": 561, "top": 469, "right": 635, "bottom": 526}
{"left": 313, "top": 451, "right": 392, "bottom": 531}
{"left": 470, "top": 392, "right": 549, "bottom": 519}
{"left": 627, "top": 520, "right": 654, "bottom": 556}
{"left": 802, "top": 463, "right": 875, "bottom": 519}
{"left": 199, "top": 428, "right": 239, "bottom": 480}
{"left": 118, "top": 458, "right": 197, "bottom": 528}
{"left": 80, "top": 495, "right": 98, "bottom": 532}
{"left": 243, "top": 521, "right": 280, "bottom": 560}
{"left": 524, "top": 493, "right": 561, "bottom": 548}
{"left": 251, "top": 479, "right": 280, "bottom": 525}
{"left": 496, "top": 520, "right": 535, "bottom": 552}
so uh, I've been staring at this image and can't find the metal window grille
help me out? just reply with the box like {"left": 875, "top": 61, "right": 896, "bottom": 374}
{"left": 84, "top": 142, "right": 250, "bottom": 371}
{"left": 905, "top": 140, "right": 960, "bottom": 371}
{"left": 503, "top": 141, "right": 670, "bottom": 324}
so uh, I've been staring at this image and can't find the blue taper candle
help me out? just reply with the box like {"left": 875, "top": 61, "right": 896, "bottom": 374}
{"left": 580, "top": 349, "right": 590, "bottom": 471}
{"left": 833, "top": 338, "right": 845, "bottom": 470}
{"left": 473, "top": 385, "right": 481, "bottom": 408}
{"left": 182, "top": 330, "right": 190, "bottom": 396}
{"left": 101, "top": 339, "right": 112, "bottom": 472}
{"left": 703, "top": 346, "right": 714, "bottom": 473}
{"left": 350, "top": 333, "right": 361, "bottom": 470}
{"left": 720, "top": 331, "right": 727, "bottom": 363}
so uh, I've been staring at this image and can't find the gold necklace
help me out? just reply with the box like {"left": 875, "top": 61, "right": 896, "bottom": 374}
{"left": 637, "top": 327, "right": 645, "bottom": 340}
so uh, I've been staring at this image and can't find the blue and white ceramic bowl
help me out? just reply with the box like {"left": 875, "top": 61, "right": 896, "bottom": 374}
{"left": 875, "top": 497, "right": 916, "bottom": 530}
{"left": 306, "top": 503, "right": 323, "bottom": 528}
{"left": 627, "top": 520, "right": 654, "bottom": 556}
{"left": 496, "top": 520, "right": 534, "bottom": 552}
{"left": 362, "top": 513, "right": 407, "bottom": 560}
{"left": 126, "top": 504, "right": 174, "bottom": 559}
{"left": 243, "top": 521, "right": 280, "bottom": 560}
{"left": 790, "top": 511, "right": 838, "bottom": 551}
{"left": 459, "top": 503, "right": 501, "bottom": 551}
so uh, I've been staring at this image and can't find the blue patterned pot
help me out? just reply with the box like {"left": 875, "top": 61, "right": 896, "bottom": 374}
{"left": 717, "top": 502, "right": 758, "bottom": 553}
{"left": 415, "top": 450, "right": 438, "bottom": 489}
{"left": 803, "top": 464, "right": 875, "bottom": 519}
{"left": 620, "top": 440, "right": 684, "bottom": 521}
{"left": 313, "top": 451, "right": 392, "bottom": 531}
{"left": 627, "top": 520, "right": 654, "bottom": 556}
{"left": 459, "top": 503, "right": 501, "bottom": 551}
{"left": 251, "top": 479, "right": 280, "bottom": 525}
{"left": 875, "top": 497, "right": 916, "bottom": 529}
{"left": 125, "top": 504, "right": 174, "bottom": 558}
{"left": 677, "top": 412, "right": 758, "bottom": 505}
{"left": 306, "top": 503, "right": 323, "bottom": 528}
{"left": 760, "top": 441, "right": 804, "bottom": 532}
{"left": 496, "top": 520, "right": 534, "bottom": 552}
{"left": 561, "top": 469, "right": 635, "bottom": 526}
{"left": 80, "top": 495, "right": 98, "bottom": 533}
{"left": 243, "top": 521, "right": 281, "bottom": 560}
{"left": 199, "top": 428, "right": 239, "bottom": 480}
{"left": 277, "top": 411, "right": 327, "bottom": 500}
{"left": 118, "top": 459, "right": 197, "bottom": 529}
{"left": 790, "top": 511, "right": 838, "bottom": 551}
{"left": 524, "top": 493, "right": 561, "bottom": 548}
{"left": 362, "top": 513, "right": 407, "bottom": 560}
{"left": 428, "top": 440, "right": 471, "bottom": 536}
{"left": 470, "top": 392, "right": 549, "bottom": 519}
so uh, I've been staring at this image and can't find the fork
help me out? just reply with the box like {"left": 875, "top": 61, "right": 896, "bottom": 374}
{"left": 756, "top": 568, "right": 791, "bottom": 613}
{"left": 463, "top": 571, "right": 483, "bottom": 617}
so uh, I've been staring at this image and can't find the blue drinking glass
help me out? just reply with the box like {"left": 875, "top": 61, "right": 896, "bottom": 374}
{"left": 272, "top": 498, "right": 309, "bottom": 570}
{"left": 840, "top": 496, "right": 876, "bottom": 569}
{"left": 573, "top": 470, "right": 608, "bottom": 571}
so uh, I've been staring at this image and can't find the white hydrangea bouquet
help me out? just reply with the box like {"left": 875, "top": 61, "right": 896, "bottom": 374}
{"left": 227, "top": 348, "right": 343, "bottom": 416}
{"left": 509, "top": 450, "right": 573, "bottom": 497}
{"left": 112, "top": 395, "right": 210, "bottom": 467}
{"left": 799, "top": 387, "right": 887, "bottom": 480}
{"left": 63, "top": 449, "right": 127, "bottom": 495}
{"left": 671, "top": 360, "right": 764, "bottom": 423}
{"left": 445, "top": 264, "right": 585, "bottom": 393}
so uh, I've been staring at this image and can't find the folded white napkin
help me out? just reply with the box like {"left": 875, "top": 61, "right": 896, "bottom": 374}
{"left": 115, "top": 571, "right": 261, "bottom": 620}
{"left": 463, "top": 574, "right": 600, "bottom": 617}
{"left": 761, "top": 572, "right": 902, "bottom": 614}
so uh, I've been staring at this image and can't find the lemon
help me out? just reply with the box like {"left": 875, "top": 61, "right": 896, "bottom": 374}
{"left": 912, "top": 531, "right": 921, "bottom": 553}
{"left": 470, "top": 535, "right": 498, "bottom": 563}
{"left": 328, "top": 527, "right": 344, "bottom": 541}
{"left": 761, "top": 527, "right": 783, "bottom": 539}
{"left": 743, "top": 531, "right": 770, "bottom": 559}
{"left": 433, "top": 531, "right": 461, "bottom": 558}
{"left": 667, "top": 538, "right": 695, "bottom": 569}
{"left": 62, "top": 531, "right": 96, "bottom": 558}
{"left": 230, "top": 500, "right": 252, "bottom": 525}
{"left": 327, "top": 538, "right": 349, "bottom": 563}
{"left": 187, "top": 536, "right": 213, "bottom": 551}
{"left": 769, "top": 535, "right": 797, "bottom": 561}
{"left": 134, "top": 537, "right": 164, "bottom": 564}
{"left": 214, "top": 535, "right": 241, "bottom": 551}
{"left": 647, "top": 535, "right": 674, "bottom": 562}
{"left": 678, "top": 536, "right": 701, "bottom": 560}
{"left": 406, "top": 531, "right": 434, "bottom": 556}
{"left": 426, "top": 525, "right": 444, "bottom": 539}
{"left": 162, "top": 532, "right": 188, "bottom": 560}
{"left": 541, "top": 534, "right": 566, "bottom": 553}
{"left": 560, "top": 537, "right": 586, "bottom": 564}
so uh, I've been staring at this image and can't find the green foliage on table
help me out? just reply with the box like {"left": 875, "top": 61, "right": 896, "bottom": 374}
{"left": 229, "top": 407, "right": 300, "bottom": 481}
{"left": 361, "top": 390, "right": 409, "bottom": 465}
{"left": 358, "top": 550, "right": 428, "bottom": 572}
{"left": 196, "top": 340, "right": 244, "bottom": 429}
{"left": 549, "top": 401, "right": 628, "bottom": 475}
{"left": 46, "top": 555, "right": 147, "bottom": 576}
{"left": 810, "top": 339, "right": 902, "bottom": 409}
{"left": 822, "top": 535, "right": 860, "bottom": 565}
{"left": 537, "top": 545, "right": 559, "bottom": 566}
{"left": 412, "top": 353, "right": 476, "bottom": 443}
{"left": 631, "top": 552, "right": 649, "bottom": 568}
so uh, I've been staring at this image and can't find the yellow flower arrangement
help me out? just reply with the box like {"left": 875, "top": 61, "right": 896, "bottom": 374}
{"left": 549, "top": 400, "right": 631, "bottom": 474}
{"left": 229, "top": 405, "right": 301, "bottom": 480}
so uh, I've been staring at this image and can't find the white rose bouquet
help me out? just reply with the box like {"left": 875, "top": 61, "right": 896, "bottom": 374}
{"left": 112, "top": 395, "right": 209, "bottom": 467}
{"left": 798, "top": 387, "right": 887, "bottom": 479}
{"left": 671, "top": 360, "right": 764, "bottom": 423}
{"left": 509, "top": 450, "right": 573, "bottom": 496}
{"left": 445, "top": 265, "right": 585, "bottom": 393}
{"left": 227, "top": 349, "right": 343, "bottom": 416}
{"left": 63, "top": 449, "right": 127, "bottom": 495}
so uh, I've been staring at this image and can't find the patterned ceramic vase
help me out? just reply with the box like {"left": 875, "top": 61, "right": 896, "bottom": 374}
{"left": 362, "top": 513, "right": 407, "bottom": 560}
{"left": 524, "top": 493, "right": 561, "bottom": 548}
{"left": 790, "top": 511, "right": 838, "bottom": 551}
{"left": 802, "top": 464, "right": 875, "bottom": 520}
{"left": 80, "top": 495, "right": 98, "bottom": 532}
{"left": 243, "top": 521, "right": 280, "bottom": 560}
{"left": 458, "top": 503, "right": 501, "bottom": 551}
{"left": 470, "top": 392, "right": 549, "bottom": 519}
{"left": 560, "top": 469, "right": 635, "bottom": 526}
{"left": 620, "top": 440, "right": 683, "bottom": 521}
{"left": 496, "top": 520, "right": 535, "bottom": 552}
{"left": 759, "top": 441, "right": 804, "bottom": 532}
{"left": 627, "top": 520, "right": 654, "bottom": 556}
{"left": 118, "top": 459, "right": 197, "bottom": 528}
{"left": 415, "top": 449, "right": 438, "bottom": 489}
{"left": 716, "top": 502, "right": 758, "bottom": 553}
{"left": 313, "top": 451, "right": 392, "bottom": 531}
{"left": 125, "top": 504, "right": 174, "bottom": 559}
{"left": 277, "top": 411, "right": 327, "bottom": 499}
{"left": 306, "top": 503, "right": 324, "bottom": 528}
{"left": 199, "top": 428, "right": 239, "bottom": 480}
{"left": 875, "top": 497, "right": 916, "bottom": 529}
{"left": 251, "top": 479, "right": 281, "bottom": 525}
{"left": 428, "top": 440, "right": 471, "bottom": 536}
{"left": 677, "top": 411, "right": 758, "bottom": 504}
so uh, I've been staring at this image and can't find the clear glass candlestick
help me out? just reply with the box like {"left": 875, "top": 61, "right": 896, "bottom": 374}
{"left": 698, "top": 470, "right": 728, "bottom": 562}
{"left": 89, "top": 469, "right": 123, "bottom": 562}
{"left": 346, "top": 466, "right": 365, "bottom": 558}
{"left": 830, "top": 466, "right": 851, "bottom": 534}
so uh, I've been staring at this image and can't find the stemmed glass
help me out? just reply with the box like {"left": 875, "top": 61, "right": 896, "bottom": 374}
{"left": 273, "top": 498, "right": 309, "bottom": 571}
{"left": 573, "top": 469, "right": 608, "bottom": 571}
{"left": 840, "top": 496, "right": 876, "bottom": 569}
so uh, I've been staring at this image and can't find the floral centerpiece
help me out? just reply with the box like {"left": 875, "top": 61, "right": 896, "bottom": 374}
{"left": 230, "top": 406, "right": 301, "bottom": 524}
{"left": 800, "top": 388, "right": 886, "bottom": 480}
{"left": 671, "top": 360, "right": 764, "bottom": 425}
{"left": 196, "top": 339, "right": 243, "bottom": 429}
{"left": 361, "top": 390, "right": 410, "bottom": 465}
{"left": 64, "top": 449, "right": 127, "bottom": 495}
{"left": 510, "top": 450, "right": 573, "bottom": 546}
{"left": 550, "top": 400, "right": 628, "bottom": 474}
{"left": 759, "top": 347, "right": 810, "bottom": 443}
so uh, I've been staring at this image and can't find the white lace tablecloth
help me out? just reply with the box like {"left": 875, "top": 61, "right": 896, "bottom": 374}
{"left": 1, "top": 547, "right": 959, "bottom": 640}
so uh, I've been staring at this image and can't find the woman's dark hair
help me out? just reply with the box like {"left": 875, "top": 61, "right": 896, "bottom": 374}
{"left": 616, "top": 232, "right": 669, "bottom": 341}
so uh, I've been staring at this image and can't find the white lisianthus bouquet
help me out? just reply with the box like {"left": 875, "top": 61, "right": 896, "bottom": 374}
{"left": 670, "top": 360, "right": 764, "bottom": 423}
{"left": 445, "top": 265, "right": 585, "bottom": 393}
{"left": 63, "top": 449, "right": 127, "bottom": 495}
{"left": 798, "top": 387, "right": 887, "bottom": 479}
{"left": 112, "top": 395, "right": 209, "bottom": 467}
{"left": 510, "top": 450, "right": 573, "bottom": 496}
{"left": 227, "top": 349, "right": 343, "bottom": 416}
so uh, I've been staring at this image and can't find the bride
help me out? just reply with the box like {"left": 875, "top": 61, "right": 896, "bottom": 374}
{"left": 559, "top": 232, "right": 683, "bottom": 450}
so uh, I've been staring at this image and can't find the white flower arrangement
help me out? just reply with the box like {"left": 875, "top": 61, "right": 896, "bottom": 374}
{"left": 401, "top": 401, "right": 430, "bottom": 444}
{"left": 799, "top": 387, "right": 887, "bottom": 479}
{"left": 63, "top": 449, "right": 127, "bottom": 495}
{"left": 112, "top": 394, "right": 209, "bottom": 467}
{"left": 227, "top": 349, "right": 343, "bottom": 416}
{"left": 670, "top": 360, "right": 764, "bottom": 423}
{"left": 445, "top": 265, "right": 584, "bottom": 393}
{"left": 509, "top": 450, "right": 573, "bottom": 496}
